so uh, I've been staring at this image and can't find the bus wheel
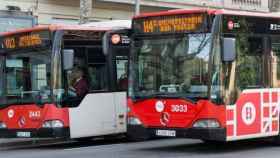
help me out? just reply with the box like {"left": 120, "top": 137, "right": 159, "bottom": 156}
{"left": 273, "top": 130, "right": 280, "bottom": 144}
{"left": 272, "top": 118, "right": 280, "bottom": 145}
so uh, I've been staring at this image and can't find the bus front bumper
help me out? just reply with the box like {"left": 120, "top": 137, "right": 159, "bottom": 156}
{"left": 0, "top": 127, "right": 70, "bottom": 138}
{"left": 128, "top": 125, "right": 226, "bottom": 141}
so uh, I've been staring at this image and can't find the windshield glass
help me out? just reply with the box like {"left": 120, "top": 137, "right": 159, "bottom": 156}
{"left": 129, "top": 33, "right": 211, "bottom": 100}
{"left": 0, "top": 49, "right": 52, "bottom": 106}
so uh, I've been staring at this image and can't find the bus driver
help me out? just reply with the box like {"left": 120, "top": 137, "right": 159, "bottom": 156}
{"left": 70, "top": 68, "right": 89, "bottom": 98}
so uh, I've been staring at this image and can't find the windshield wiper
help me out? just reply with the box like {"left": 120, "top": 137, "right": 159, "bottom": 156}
{"left": 132, "top": 92, "right": 197, "bottom": 103}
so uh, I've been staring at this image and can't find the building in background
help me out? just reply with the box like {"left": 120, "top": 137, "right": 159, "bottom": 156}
{"left": 269, "top": 0, "right": 280, "bottom": 12}
{"left": 0, "top": 6, "right": 36, "bottom": 32}
{"left": 0, "top": 0, "right": 170, "bottom": 25}
{"left": 0, "top": 0, "right": 276, "bottom": 26}
{"left": 104, "top": 0, "right": 270, "bottom": 12}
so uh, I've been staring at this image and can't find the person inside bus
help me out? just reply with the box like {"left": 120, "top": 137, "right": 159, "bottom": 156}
{"left": 69, "top": 67, "right": 89, "bottom": 98}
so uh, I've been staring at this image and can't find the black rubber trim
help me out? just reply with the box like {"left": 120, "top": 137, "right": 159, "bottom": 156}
{"left": 128, "top": 125, "right": 226, "bottom": 141}
{"left": 0, "top": 127, "right": 70, "bottom": 138}
{"left": 127, "top": 125, "right": 151, "bottom": 140}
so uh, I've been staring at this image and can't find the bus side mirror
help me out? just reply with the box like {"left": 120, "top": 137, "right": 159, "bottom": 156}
{"left": 63, "top": 49, "right": 74, "bottom": 70}
{"left": 222, "top": 38, "right": 236, "bottom": 62}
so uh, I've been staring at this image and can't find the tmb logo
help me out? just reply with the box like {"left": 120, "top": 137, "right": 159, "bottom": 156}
{"left": 241, "top": 102, "right": 256, "bottom": 125}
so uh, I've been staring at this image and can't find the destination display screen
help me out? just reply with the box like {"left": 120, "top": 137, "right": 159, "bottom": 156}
{"left": 133, "top": 13, "right": 208, "bottom": 34}
{"left": 1, "top": 30, "right": 51, "bottom": 51}
{"left": 223, "top": 15, "right": 280, "bottom": 34}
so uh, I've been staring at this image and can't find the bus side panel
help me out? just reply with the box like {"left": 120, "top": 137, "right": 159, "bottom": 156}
{"left": 113, "top": 92, "right": 127, "bottom": 133}
{"left": 69, "top": 93, "right": 117, "bottom": 139}
{"left": 226, "top": 88, "right": 280, "bottom": 141}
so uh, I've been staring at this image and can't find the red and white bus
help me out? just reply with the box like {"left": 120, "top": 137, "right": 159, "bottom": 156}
{"left": 127, "top": 9, "right": 280, "bottom": 142}
{"left": 0, "top": 23, "right": 131, "bottom": 139}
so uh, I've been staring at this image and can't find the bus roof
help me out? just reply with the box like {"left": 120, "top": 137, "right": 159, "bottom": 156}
{"left": 134, "top": 9, "right": 280, "bottom": 19}
{"left": 0, "top": 22, "right": 129, "bottom": 37}
{"left": 82, "top": 20, "right": 131, "bottom": 29}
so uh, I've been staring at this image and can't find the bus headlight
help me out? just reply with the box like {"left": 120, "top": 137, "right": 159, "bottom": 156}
{"left": 0, "top": 122, "right": 7, "bottom": 129}
{"left": 193, "top": 119, "right": 220, "bottom": 128}
{"left": 128, "top": 117, "right": 142, "bottom": 125}
{"left": 42, "top": 120, "right": 64, "bottom": 128}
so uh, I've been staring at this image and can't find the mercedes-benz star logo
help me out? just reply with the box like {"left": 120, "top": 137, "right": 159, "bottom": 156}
{"left": 18, "top": 116, "right": 26, "bottom": 128}
{"left": 160, "top": 112, "right": 170, "bottom": 126}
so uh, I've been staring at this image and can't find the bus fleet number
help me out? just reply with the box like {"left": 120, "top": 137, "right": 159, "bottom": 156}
{"left": 171, "top": 105, "right": 188, "bottom": 113}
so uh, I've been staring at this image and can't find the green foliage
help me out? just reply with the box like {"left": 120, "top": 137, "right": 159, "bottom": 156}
{"left": 235, "top": 32, "right": 261, "bottom": 90}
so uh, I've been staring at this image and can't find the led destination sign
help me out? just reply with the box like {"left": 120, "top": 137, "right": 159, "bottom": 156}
{"left": 1, "top": 31, "right": 50, "bottom": 50}
{"left": 4, "top": 34, "right": 42, "bottom": 49}
{"left": 134, "top": 14, "right": 207, "bottom": 34}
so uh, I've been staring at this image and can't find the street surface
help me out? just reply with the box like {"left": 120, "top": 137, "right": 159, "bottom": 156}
{"left": 0, "top": 138, "right": 279, "bottom": 158}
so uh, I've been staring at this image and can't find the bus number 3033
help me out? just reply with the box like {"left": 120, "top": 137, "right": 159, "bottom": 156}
{"left": 171, "top": 105, "right": 188, "bottom": 113}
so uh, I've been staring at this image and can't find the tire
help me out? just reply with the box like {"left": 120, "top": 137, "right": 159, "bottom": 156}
{"left": 272, "top": 132, "right": 280, "bottom": 145}
{"left": 272, "top": 116, "right": 280, "bottom": 145}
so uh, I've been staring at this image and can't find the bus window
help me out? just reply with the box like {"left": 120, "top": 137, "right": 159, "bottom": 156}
{"left": 87, "top": 48, "right": 108, "bottom": 91}
{"left": 88, "top": 64, "right": 107, "bottom": 91}
{"left": 223, "top": 35, "right": 265, "bottom": 104}
{"left": 133, "top": 33, "right": 210, "bottom": 97}
{"left": 271, "top": 37, "right": 280, "bottom": 87}
{"left": 236, "top": 36, "right": 264, "bottom": 90}
{"left": 4, "top": 51, "right": 51, "bottom": 103}
{"left": 64, "top": 48, "right": 89, "bottom": 99}
{"left": 116, "top": 56, "right": 128, "bottom": 91}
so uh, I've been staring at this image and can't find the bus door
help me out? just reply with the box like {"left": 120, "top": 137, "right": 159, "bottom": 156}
{"left": 109, "top": 31, "right": 130, "bottom": 134}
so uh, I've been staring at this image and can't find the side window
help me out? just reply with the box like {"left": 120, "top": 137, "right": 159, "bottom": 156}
{"left": 236, "top": 36, "right": 264, "bottom": 90}
{"left": 65, "top": 48, "right": 89, "bottom": 98}
{"left": 271, "top": 37, "right": 280, "bottom": 87}
{"left": 88, "top": 64, "right": 107, "bottom": 91}
{"left": 223, "top": 35, "right": 265, "bottom": 105}
{"left": 87, "top": 48, "right": 108, "bottom": 91}
{"left": 116, "top": 56, "right": 128, "bottom": 91}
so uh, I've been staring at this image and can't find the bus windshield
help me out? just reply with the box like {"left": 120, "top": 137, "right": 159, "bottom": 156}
{"left": 0, "top": 49, "right": 52, "bottom": 107}
{"left": 130, "top": 33, "right": 211, "bottom": 101}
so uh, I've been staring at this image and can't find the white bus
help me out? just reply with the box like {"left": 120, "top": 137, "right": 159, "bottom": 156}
{"left": 0, "top": 21, "right": 132, "bottom": 140}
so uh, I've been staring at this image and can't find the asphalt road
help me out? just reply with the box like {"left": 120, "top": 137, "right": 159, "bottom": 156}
{"left": 0, "top": 138, "right": 279, "bottom": 158}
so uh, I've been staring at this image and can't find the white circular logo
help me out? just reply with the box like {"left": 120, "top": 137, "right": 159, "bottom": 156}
{"left": 228, "top": 21, "right": 234, "bottom": 30}
{"left": 111, "top": 34, "right": 121, "bottom": 44}
{"left": 241, "top": 102, "right": 256, "bottom": 125}
{"left": 155, "top": 101, "right": 165, "bottom": 112}
{"left": 8, "top": 109, "right": 14, "bottom": 118}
